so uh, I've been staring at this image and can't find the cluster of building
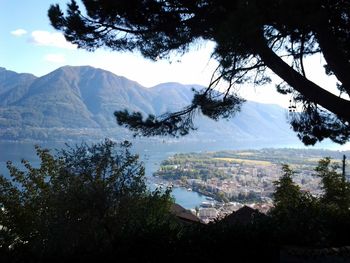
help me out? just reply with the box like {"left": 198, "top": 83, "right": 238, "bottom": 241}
{"left": 181, "top": 161, "right": 323, "bottom": 202}
{"left": 155, "top": 151, "right": 341, "bottom": 224}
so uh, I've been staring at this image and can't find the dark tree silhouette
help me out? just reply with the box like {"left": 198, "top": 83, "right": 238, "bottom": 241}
{"left": 48, "top": 0, "right": 350, "bottom": 144}
{"left": 0, "top": 140, "right": 176, "bottom": 262}
{"left": 315, "top": 157, "right": 350, "bottom": 210}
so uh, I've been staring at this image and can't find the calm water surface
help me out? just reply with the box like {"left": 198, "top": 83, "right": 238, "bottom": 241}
{"left": 0, "top": 139, "right": 309, "bottom": 209}
{"left": 0, "top": 140, "right": 222, "bottom": 209}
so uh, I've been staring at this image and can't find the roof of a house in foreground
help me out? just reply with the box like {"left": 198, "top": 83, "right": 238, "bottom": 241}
{"left": 170, "top": 203, "right": 202, "bottom": 224}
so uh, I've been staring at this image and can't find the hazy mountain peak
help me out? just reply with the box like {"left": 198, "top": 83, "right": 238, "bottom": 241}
{"left": 53, "top": 65, "right": 106, "bottom": 75}
{"left": 53, "top": 65, "right": 118, "bottom": 77}
{"left": 0, "top": 68, "right": 37, "bottom": 98}
{"left": 0, "top": 67, "right": 36, "bottom": 78}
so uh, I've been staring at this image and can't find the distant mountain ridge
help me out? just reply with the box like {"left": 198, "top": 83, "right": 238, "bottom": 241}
{"left": 0, "top": 68, "right": 36, "bottom": 98}
{"left": 0, "top": 65, "right": 300, "bottom": 145}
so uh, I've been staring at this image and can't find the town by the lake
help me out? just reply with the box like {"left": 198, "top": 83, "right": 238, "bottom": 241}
{"left": 153, "top": 148, "right": 349, "bottom": 223}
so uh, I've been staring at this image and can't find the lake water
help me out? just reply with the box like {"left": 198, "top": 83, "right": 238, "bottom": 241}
{"left": 0, "top": 140, "right": 229, "bottom": 209}
{"left": 3, "top": 138, "right": 341, "bottom": 209}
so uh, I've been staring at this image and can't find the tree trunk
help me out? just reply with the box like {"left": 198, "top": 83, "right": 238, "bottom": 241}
{"left": 252, "top": 33, "right": 350, "bottom": 122}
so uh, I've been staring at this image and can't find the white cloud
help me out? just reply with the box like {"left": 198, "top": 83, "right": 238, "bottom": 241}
{"left": 11, "top": 29, "right": 27, "bottom": 37}
{"left": 30, "top": 30, "right": 76, "bottom": 50}
{"left": 44, "top": 54, "right": 66, "bottom": 63}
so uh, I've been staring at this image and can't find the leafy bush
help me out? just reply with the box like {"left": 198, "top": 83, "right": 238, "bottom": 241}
{"left": 0, "top": 139, "right": 176, "bottom": 262}
{"left": 269, "top": 161, "right": 350, "bottom": 247}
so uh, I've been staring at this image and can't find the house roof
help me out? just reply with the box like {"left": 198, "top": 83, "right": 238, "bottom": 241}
{"left": 170, "top": 203, "right": 202, "bottom": 224}
{"left": 219, "top": 205, "right": 265, "bottom": 225}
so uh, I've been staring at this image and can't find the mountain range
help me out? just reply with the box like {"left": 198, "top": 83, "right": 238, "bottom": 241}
{"left": 0, "top": 66, "right": 301, "bottom": 147}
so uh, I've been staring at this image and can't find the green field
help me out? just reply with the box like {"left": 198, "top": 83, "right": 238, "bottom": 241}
{"left": 213, "top": 157, "right": 272, "bottom": 166}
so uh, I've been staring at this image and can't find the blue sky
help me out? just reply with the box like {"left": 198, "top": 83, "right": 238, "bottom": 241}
{"left": 0, "top": 0, "right": 338, "bottom": 108}
{"left": 1, "top": 1, "right": 72, "bottom": 73}
{"left": 0, "top": 0, "right": 219, "bottom": 86}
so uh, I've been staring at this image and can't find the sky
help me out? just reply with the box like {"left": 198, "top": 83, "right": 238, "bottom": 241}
{"left": 0, "top": 0, "right": 339, "bottom": 109}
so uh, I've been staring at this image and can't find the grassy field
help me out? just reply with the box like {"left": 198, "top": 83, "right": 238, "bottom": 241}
{"left": 236, "top": 152, "right": 255, "bottom": 156}
{"left": 213, "top": 157, "right": 272, "bottom": 166}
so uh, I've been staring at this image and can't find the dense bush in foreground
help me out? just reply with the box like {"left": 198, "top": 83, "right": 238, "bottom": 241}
{"left": 0, "top": 140, "right": 178, "bottom": 262}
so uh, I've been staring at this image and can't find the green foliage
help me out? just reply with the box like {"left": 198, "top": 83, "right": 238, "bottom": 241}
{"left": 234, "top": 191, "right": 261, "bottom": 203}
{"left": 314, "top": 157, "right": 350, "bottom": 210}
{"left": 270, "top": 161, "right": 350, "bottom": 247}
{"left": 0, "top": 139, "right": 176, "bottom": 262}
{"left": 273, "top": 165, "right": 303, "bottom": 209}
{"left": 155, "top": 154, "right": 233, "bottom": 181}
{"left": 270, "top": 165, "right": 321, "bottom": 245}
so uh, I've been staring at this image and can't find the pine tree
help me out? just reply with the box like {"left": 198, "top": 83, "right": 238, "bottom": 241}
{"left": 273, "top": 165, "right": 303, "bottom": 210}
{"left": 48, "top": 0, "right": 350, "bottom": 144}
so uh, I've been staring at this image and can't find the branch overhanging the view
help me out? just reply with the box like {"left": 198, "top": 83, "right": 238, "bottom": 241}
{"left": 49, "top": 0, "right": 350, "bottom": 145}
